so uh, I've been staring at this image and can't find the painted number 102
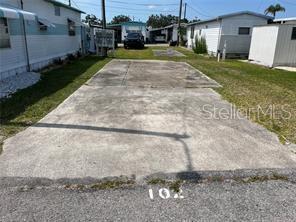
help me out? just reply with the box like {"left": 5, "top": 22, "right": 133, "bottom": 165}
{"left": 149, "top": 188, "right": 184, "bottom": 200}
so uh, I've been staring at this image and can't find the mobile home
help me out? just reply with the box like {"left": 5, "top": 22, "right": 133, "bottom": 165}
{"left": 249, "top": 19, "right": 296, "bottom": 67}
{"left": 187, "top": 11, "right": 272, "bottom": 57}
{"left": 0, "top": 0, "right": 85, "bottom": 79}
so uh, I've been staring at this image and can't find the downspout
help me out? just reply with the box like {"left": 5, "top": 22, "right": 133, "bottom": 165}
{"left": 81, "top": 25, "right": 83, "bottom": 54}
{"left": 20, "top": 0, "right": 30, "bottom": 72}
{"left": 216, "top": 18, "right": 222, "bottom": 57}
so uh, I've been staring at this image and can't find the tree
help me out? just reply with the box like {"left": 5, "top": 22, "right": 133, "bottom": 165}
{"left": 147, "top": 14, "right": 188, "bottom": 28}
{"left": 82, "top": 14, "right": 101, "bottom": 26}
{"left": 264, "top": 4, "right": 285, "bottom": 17}
{"left": 110, "top": 15, "right": 131, "bottom": 24}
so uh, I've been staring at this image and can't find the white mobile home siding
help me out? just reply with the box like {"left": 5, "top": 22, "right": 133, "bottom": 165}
{"left": 0, "top": 0, "right": 82, "bottom": 79}
{"left": 0, "top": 18, "right": 28, "bottom": 77}
{"left": 187, "top": 20, "right": 221, "bottom": 55}
{"left": 248, "top": 26, "right": 279, "bottom": 67}
{"left": 219, "top": 14, "right": 269, "bottom": 54}
{"left": 187, "top": 13, "right": 270, "bottom": 56}
{"left": 172, "top": 26, "right": 178, "bottom": 42}
{"left": 249, "top": 24, "right": 296, "bottom": 67}
{"left": 273, "top": 24, "right": 296, "bottom": 67}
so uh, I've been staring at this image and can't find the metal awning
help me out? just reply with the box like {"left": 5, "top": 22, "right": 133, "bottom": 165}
{"left": 0, "top": 6, "right": 36, "bottom": 21}
{"left": 38, "top": 17, "right": 55, "bottom": 28}
{"left": 0, "top": 6, "right": 19, "bottom": 19}
{"left": 21, "top": 10, "right": 36, "bottom": 21}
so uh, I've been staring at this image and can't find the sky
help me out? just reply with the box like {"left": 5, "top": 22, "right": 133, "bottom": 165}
{"left": 61, "top": 0, "right": 296, "bottom": 22}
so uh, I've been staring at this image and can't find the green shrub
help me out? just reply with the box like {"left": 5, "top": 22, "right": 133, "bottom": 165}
{"left": 192, "top": 35, "right": 208, "bottom": 54}
{"left": 67, "top": 53, "right": 75, "bottom": 61}
{"left": 53, "top": 58, "right": 63, "bottom": 65}
{"left": 76, "top": 51, "right": 82, "bottom": 58}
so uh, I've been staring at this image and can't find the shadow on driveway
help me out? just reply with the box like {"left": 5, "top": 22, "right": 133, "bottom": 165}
{"left": 3, "top": 121, "right": 194, "bottom": 172}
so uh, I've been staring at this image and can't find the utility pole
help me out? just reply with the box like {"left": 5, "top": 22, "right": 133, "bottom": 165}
{"left": 68, "top": 0, "right": 71, "bottom": 6}
{"left": 101, "top": 0, "right": 107, "bottom": 56}
{"left": 20, "top": 0, "right": 30, "bottom": 72}
{"left": 177, "top": 0, "right": 183, "bottom": 46}
{"left": 184, "top": 3, "right": 187, "bottom": 20}
{"left": 101, "top": 0, "right": 106, "bottom": 29}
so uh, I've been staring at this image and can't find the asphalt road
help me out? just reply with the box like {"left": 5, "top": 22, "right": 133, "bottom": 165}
{"left": 1, "top": 179, "right": 296, "bottom": 221}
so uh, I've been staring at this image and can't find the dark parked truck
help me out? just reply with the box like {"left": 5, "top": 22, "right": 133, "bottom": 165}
{"left": 123, "top": 33, "right": 145, "bottom": 49}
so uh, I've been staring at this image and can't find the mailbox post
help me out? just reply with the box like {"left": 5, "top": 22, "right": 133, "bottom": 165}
{"left": 95, "top": 29, "right": 115, "bottom": 57}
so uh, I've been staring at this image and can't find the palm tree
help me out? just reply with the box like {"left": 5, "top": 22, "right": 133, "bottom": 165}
{"left": 264, "top": 4, "right": 286, "bottom": 17}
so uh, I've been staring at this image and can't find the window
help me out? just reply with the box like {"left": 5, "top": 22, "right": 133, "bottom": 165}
{"left": 126, "top": 30, "right": 141, "bottom": 34}
{"left": 68, "top": 19, "right": 75, "bottom": 36}
{"left": 238, "top": 27, "right": 250, "bottom": 35}
{"left": 54, "top": 6, "right": 60, "bottom": 16}
{"left": 190, "top": 26, "right": 195, "bottom": 39}
{"left": 292, "top": 27, "right": 296, "bottom": 40}
{"left": 127, "top": 33, "right": 141, "bottom": 38}
{"left": 0, "top": 18, "right": 10, "bottom": 48}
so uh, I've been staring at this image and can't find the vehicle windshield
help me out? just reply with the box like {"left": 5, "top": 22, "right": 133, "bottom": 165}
{"left": 127, "top": 33, "right": 141, "bottom": 38}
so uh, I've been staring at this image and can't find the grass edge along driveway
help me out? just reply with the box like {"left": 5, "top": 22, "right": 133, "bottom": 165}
{"left": 0, "top": 56, "right": 111, "bottom": 153}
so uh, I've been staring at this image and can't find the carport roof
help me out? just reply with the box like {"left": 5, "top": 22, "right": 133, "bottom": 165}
{"left": 149, "top": 23, "right": 186, "bottom": 32}
{"left": 108, "top": 21, "right": 146, "bottom": 27}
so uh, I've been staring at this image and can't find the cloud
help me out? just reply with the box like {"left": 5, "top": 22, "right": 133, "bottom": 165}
{"left": 147, "top": 5, "right": 156, "bottom": 9}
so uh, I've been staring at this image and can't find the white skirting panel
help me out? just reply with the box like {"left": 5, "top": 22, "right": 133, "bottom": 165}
{"left": 0, "top": 35, "right": 81, "bottom": 79}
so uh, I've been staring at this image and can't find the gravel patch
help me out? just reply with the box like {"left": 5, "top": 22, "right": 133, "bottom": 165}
{"left": 153, "top": 49, "right": 185, "bottom": 57}
{"left": 0, "top": 72, "right": 40, "bottom": 99}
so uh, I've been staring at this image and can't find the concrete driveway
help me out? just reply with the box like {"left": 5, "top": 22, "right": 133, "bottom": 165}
{"left": 0, "top": 60, "right": 295, "bottom": 179}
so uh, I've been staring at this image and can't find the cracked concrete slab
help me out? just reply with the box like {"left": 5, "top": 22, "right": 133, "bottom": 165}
{"left": 88, "top": 60, "right": 220, "bottom": 88}
{"left": 0, "top": 60, "right": 295, "bottom": 180}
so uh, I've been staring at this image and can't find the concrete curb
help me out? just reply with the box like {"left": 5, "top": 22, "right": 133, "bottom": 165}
{"left": 1, "top": 168, "right": 295, "bottom": 189}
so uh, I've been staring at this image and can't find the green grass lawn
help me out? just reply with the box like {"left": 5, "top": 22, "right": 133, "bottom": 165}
{"left": 0, "top": 47, "right": 295, "bottom": 153}
{"left": 0, "top": 56, "right": 111, "bottom": 153}
{"left": 115, "top": 47, "right": 296, "bottom": 144}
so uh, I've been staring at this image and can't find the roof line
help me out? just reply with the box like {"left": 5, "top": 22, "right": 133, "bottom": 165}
{"left": 149, "top": 23, "right": 186, "bottom": 31}
{"left": 187, "top": 11, "right": 273, "bottom": 26}
{"left": 44, "top": 0, "right": 85, "bottom": 14}
{"left": 273, "top": 17, "right": 296, "bottom": 21}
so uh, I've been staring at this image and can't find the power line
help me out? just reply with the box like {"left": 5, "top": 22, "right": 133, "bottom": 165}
{"left": 278, "top": 0, "right": 296, "bottom": 6}
{"left": 109, "top": 0, "right": 179, "bottom": 6}
{"left": 257, "top": 0, "right": 264, "bottom": 11}
{"left": 76, "top": 1, "right": 178, "bottom": 13}
{"left": 71, "top": 0, "right": 81, "bottom": 9}
{"left": 186, "top": 4, "right": 212, "bottom": 18}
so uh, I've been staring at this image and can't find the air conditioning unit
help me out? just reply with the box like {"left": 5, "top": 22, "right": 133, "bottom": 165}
{"left": 39, "top": 24, "right": 47, "bottom": 31}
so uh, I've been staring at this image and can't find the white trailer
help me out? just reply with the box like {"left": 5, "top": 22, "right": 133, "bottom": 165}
{"left": 249, "top": 23, "right": 296, "bottom": 67}
{"left": 186, "top": 11, "right": 271, "bottom": 57}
